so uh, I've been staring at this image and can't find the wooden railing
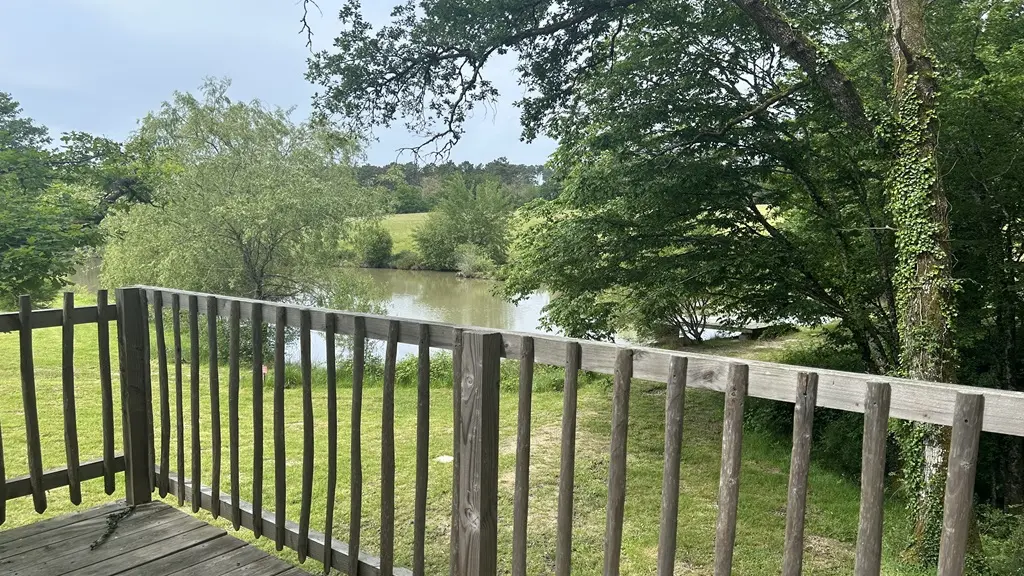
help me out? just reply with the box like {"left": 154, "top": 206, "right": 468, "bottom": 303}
{"left": 3, "top": 285, "right": 1024, "bottom": 576}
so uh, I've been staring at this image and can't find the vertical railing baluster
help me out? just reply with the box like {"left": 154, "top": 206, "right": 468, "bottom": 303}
{"left": 229, "top": 299, "right": 241, "bottom": 531}
{"left": 855, "top": 381, "right": 891, "bottom": 576}
{"left": 323, "top": 312, "right": 338, "bottom": 573}
{"left": 381, "top": 320, "right": 399, "bottom": 576}
{"left": 172, "top": 293, "right": 185, "bottom": 506}
{"left": 0, "top": 418, "right": 5, "bottom": 524}
{"left": 188, "top": 295, "right": 202, "bottom": 513}
{"left": 153, "top": 290, "right": 170, "bottom": 498}
{"left": 349, "top": 316, "right": 366, "bottom": 576}
{"left": 116, "top": 287, "right": 154, "bottom": 506}
{"left": 512, "top": 336, "right": 535, "bottom": 576}
{"left": 457, "top": 331, "right": 502, "bottom": 576}
{"left": 274, "top": 305, "right": 287, "bottom": 551}
{"left": 782, "top": 372, "right": 818, "bottom": 576}
{"left": 18, "top": 295, "right": 46, "bottom": 513}
{"left": 450, "top": 328, "right": 465, "bottom": 576}
{"left": 657, "top": 356, "right": 688, "bottom": 576}
{"left": 714, "top": 363, "right": 748, "bottom": 576}
{"left": 603, "top": 349, "right": 633, "bottom": 576}
{"left": 97, "top": 289, "right": 116, "bottom": 496}
{"left": 142, "top": 291, "right": 155, "bottom": 493}
{"left": 251, "top": 302, "right": 265, "bottom": 539}
{"left": 937, "top": 393, "right": 985, "bottom": 576}
{"left": 61, "top": 292, "right": 82, "bottom": 505}
{"left": 208, "top": 296, "right": 222, "bottom": 519}
{"left": 414, "top": 324, "right": 431, "bottom": 575}
{"left": 298, "top": 309, "right": 315, "bottom": 562}
{"left": 555, "top": 342, "right": 582, "bottom": 576}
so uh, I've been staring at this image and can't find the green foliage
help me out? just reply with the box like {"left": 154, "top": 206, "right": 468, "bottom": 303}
{"left": 414, "top": 174, "right": 512, "bottom": 271}
{"left": 455, "top": 243, "right": 496, "bottom": 278}
{"left": 0, "top": 92, "right": 154, "bottom": 307}
{"left": 102, "top": 79, "right": 386, "bottom": 303}
{"left": 354, "top": 223, "right": 394, "bottom": 268}
{"left": 391, "top": 249, "right": 423, "bottom": 270}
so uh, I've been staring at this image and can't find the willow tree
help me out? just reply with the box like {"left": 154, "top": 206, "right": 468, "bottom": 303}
{"left": 306, "top": 0, "right": 1024, "bottom": 561}
{"left": 103, "top": 79, "right": 386, "bottom": 307}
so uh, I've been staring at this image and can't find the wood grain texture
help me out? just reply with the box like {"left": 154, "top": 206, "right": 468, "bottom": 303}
{"left": 854, "top": 382, "right": 891, "bottom": 576}
{"left": 18, "top": 295, "right": 46, "bottom": 513}
{"left": 349, "top": 316, "right": 367, "bottom": 576}
{"left": 4, "top": 456, "right": 125, "bottom": 500}
{"left": 414, "top": 324, "right": 431, "bottom": 575}
{"left": 555, "top": 342, "right": 582, "bottom": 576}
{"left": 251, "top": 301, "right": 265, "bottom": 539}
{"left": 937, "top": 393, "right": 985, "bottom": 576}
{"left": 207, "top": 296, "right": 222, "bottom": 518}
{"left": 298, "top": 308, "right": 315, "bottom": 562}
{"left": 0, "top": 304, "right": 117, "bottom": 332}
{"left": 324, "top": 312, "right": 338, "bottom": 573}
{"left": 172, "top": 293, "right": 185, "bottom": 506}
{"left": 457, "top": 332, "right": 502, "bottom": 576}
{"left": 97, "top": 290, "right": 117, "bottom": 496}
{"left": 512, "top": 336, "right": 535, "bottom": 576}
{"left": 141, "top": 286, "right": 1024, "bottom": 438}
{"left": 657, "top": 356, "right": 688, "bottom": 576}
{"left": 189, "top": 294, "right": 202, "bottom": 513}
{"left": 782, "top": 372, "right": 818, "bottom": 576}
{"left": 274, "top": 305, "right": 287, "bottom": 551}
{"left": 449, "top": 329, "right": 464, "bottom": 576}
{"left": 714, "top": 363, "right": 748, "bottom": 576}
{"left": 381, "top": 320, "right": 399, "bottom": 575}
{"left": 142, "top": 291, "right": 155, "bottom": 494}
{"left": 161, "top": 468, "right": 412, "bottom": 576}
{"left": 153, "top": 290, "right": 170, "bottom": 498}
{"left": 117, "top": 288, "right": 154, "bottom": 505}
{"left": 61, "top": 292, "right": 82, "bottom": 505}
{"left": 604, "top": 348, "right": 633, "bottom": 576}
{"left": 229, "top": 299, "right": 242, "bottom": 530}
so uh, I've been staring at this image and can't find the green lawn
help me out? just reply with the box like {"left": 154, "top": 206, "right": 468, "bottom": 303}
{"left": 0, "top": 301, "right": 928, "bottom": 575}
{"left": 382, "top": 212, "right": 429, "bottom": 254}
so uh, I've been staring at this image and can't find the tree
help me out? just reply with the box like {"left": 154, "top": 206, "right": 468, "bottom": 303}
{"left": 103, "top": 79, "right": 386, "bottom": 305}
{"left": 413, "top": 174, "right": 512, "bottom": 271}
{"left": 0, "top": 92, "right": 149, "bottom": 307}
{"left": 306, "top": 0, "right": 1024, "bottom": 562}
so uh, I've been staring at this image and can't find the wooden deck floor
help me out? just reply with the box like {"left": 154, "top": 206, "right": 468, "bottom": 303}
{"left": 0, "top": 501, "right": 308, "bottom": 576}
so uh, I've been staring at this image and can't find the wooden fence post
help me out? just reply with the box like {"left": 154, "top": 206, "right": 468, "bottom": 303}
{"left": 937, "top": 393, "right": 984, "bottom": 576}
{"left": 457, "top": 331, "right": 502, "bottom": 576}
{"left": 116, "top": 287, "right": 153, "bottom": 506}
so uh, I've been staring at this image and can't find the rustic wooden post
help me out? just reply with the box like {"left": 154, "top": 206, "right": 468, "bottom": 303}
{"left": 116, "top": 287, "right": 154, "bottom": 506}
{"left": 457, "top": 331, "right": 502, "bottom": 576}
{"left": 937, "top": 393, "right": 984, "bottom": 576}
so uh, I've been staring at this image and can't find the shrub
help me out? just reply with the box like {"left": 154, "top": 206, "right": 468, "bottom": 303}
{"left": 455, "top": 243, "right": 496, "bottom": 278}
{"left": 355, "top": 224, "right": 394, "bottom": 268}
{"left": 414, "top": 216, "right": 460, "bottom": 270}
{"left": 392, "top": 249, "right": 423, "bottom": 270}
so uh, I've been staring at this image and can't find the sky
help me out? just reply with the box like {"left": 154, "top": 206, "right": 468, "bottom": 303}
{"left": 0, "top": 0, "right": 556, "bottom": 166}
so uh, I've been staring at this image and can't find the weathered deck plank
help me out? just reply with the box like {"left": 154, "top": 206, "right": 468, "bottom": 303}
{"left": 0, "top": 501, "right": 312, "bottom": 576}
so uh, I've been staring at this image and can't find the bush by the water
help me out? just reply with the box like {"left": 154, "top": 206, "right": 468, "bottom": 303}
{"left": 456, "top": 243, "right": 497, "bottom": 278}
{"left": 392, "top": 249, "right": 423, "bottom": 270}
{"left": 355, "top": 224, "right": 394, "bottom": 268}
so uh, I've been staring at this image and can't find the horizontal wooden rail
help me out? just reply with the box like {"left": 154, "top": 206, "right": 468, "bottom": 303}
{"left": 0, "top": 305, "right": 118, "bottom": 333}
{"left": 4, "top": 456, "right": 125, "bottom": 501}
{"left": 160, "top": 468, "right": 410, "bottom": 576}
{"left": 139, "top": 286, "right": 1024, "bottom": 437}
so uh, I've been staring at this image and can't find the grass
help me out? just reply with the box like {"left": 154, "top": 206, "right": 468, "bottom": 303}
{"left": 381, "top": 212, "right": 429, "bottom": 255}
{"left": 0, "top": 300, "right": 929, "bottom": 575}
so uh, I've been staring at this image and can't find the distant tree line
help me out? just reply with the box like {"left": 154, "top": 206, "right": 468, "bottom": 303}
{"left": 354, "top": 158, "right": 559, "bottom": 214}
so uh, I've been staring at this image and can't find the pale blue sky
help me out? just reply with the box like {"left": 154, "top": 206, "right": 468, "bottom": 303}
{"left": 0, "top": 0, "right": 556, "bottom": 165}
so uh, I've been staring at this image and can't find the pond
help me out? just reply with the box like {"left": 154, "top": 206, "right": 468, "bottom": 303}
{"left": 74, "top": 260, "right": 555, "bottom": 362}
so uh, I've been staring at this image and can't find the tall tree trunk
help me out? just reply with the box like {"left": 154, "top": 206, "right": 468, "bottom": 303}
{"left": 885, "top": 0, "right": 960, "bottom": 563}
